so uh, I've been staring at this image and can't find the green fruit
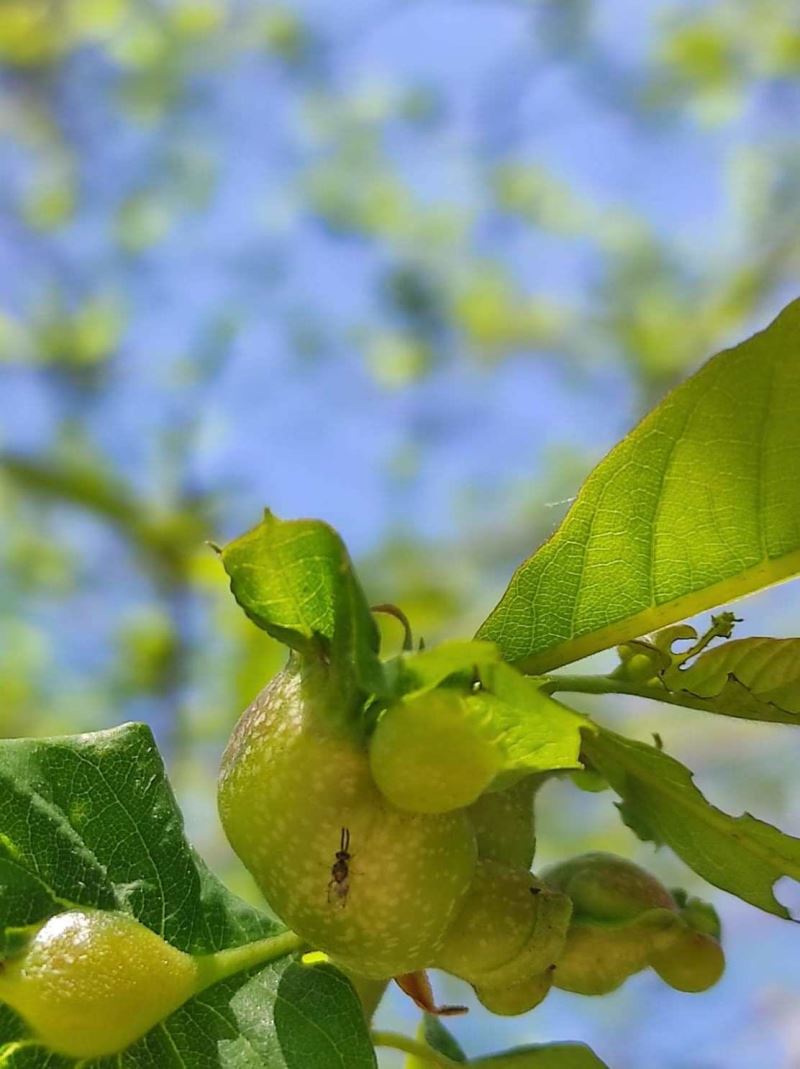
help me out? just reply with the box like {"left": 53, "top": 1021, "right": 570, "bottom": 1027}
{"left": 436, "top": 860, "right": 571, "bottom": 992}
{"left": 544, "top": 853, "right": 699, "bottom": 996}
{"left": 0, "top": 910, "right": 198, "bottom": 1058}
{"left": 544, "top": 852, "right": 676, "bottom": 922}
{"left": 650, "top": 930, "right": 725, "bottom": 992}
{"left": 219, "top": 664, "right": 477, "bottom": 979}
{"left": 475, "top": 967, "right": 553, "bottom": 1016}
{"left": 468, "top": 777, "right": 537, "bottom": 869}
{"left": 368, "top": 688, "right": 501, "bottom": 814}
{"left": 551, "top": 911, "right": 677, "bottom": 996}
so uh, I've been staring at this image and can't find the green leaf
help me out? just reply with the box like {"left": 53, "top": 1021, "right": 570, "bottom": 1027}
{"left": 402, "top": 1017, "right": 467, "bottom": 1067}
{"left": 582, "top": 725, "right": 800, "bottom": 918}
{"left": 220, "top": 511, "right": 383, "bottom": 694}
{"left": 477, "top": 300, "right": 800, "bottom": 673}
{"left": 660, "top": 635, "right": 800, "bottom": 724}
{"left": 472, "top": 1042, "right": 610, "bottom": 1068}
{"left": 386, "top": 640, "right": 501, "bottom": 699}
{"left": 0, "top": 725, "right": 376, "bottom": 1068}
{"left": 478, "top": 663, "right": 587, "bottom": 778}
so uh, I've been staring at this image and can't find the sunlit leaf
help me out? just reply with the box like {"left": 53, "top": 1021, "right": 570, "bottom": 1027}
{"left": 221, "top": 511, "right": 383, "bottom": 694}
{"left": 477, "top": 299, "right": 800, "bottom": 673}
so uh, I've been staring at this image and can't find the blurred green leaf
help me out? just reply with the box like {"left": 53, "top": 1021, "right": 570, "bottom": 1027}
{"left": 403, "top": 1017, "right": 467, "bottom": 1067}
{"left": 477, "top": 299, "right": 800, "bottom": 673}
{"left": 473, "top": 1044, "right": 609, "bottom": 1068}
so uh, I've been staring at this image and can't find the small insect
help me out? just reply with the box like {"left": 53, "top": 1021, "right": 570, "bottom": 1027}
{"left": 327, "top": 827, "right": 352, "bottom": 907}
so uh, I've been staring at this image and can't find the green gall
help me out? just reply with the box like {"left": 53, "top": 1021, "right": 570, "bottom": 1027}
{"left": 650, "top": 930, "right": 725, "bottom": 992}
{"left": 551, "top": 909, "right": 678, "bottom": 996}
{"left": 468, "top": 776, "right": 537, "bottom": 869}
{"left": 436, "top": 860, "right": 571, "bottom": 997}
{"left": 543, "top": 852, "right": 676, "bottom": 923}
{"left": 368, "top": 688, "right": 501, "bottom": 814}
{"left": 474, "top": 967, "right": 553, "bottom": 1016}
{"left": 219, "top": 665, "right": 477, "bottom": 979}
{"left": 0, "top": 910, "right": 198, "bottom": 1058}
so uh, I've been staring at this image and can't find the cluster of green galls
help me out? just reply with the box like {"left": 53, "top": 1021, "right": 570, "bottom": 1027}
{"left": 219, "top": 658, "right": 724, "bottom": 1011}
{"left": 0, "top": 658, "right": 723, "bottom": 1060}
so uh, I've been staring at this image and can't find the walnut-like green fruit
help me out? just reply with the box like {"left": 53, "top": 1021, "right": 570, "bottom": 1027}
{"left": 0, "top": 910, "right": 198, "bottom": 1058}
{"left": 436, "top": 859, "right": 570, "bottom": 1013}
{"left": 650, "top": 929, "right": 725, "bottom": 992}
{"left": 368, "top": 688, "right": 501, "bottom": 814}
{"left": 474, "top": 967, "right": 553, "bottom": 1016}
{"left": 543, "top": 853, "right": 724, "bottom": 996}
{"left": 219, "top": 664, "right": 477, "bottom": 979}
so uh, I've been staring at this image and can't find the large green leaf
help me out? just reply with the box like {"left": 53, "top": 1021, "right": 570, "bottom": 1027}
{"left": 582, "top": 726, "right": 800, "bottom": 918}
{"left": 477, "top": 300, "right": 800, "bottom": 673}
{"left": 220, "top": 510, "right": 383, "bottom": 694}
{"left": 0, "top": 725, "right": 376, "bottom": 1068}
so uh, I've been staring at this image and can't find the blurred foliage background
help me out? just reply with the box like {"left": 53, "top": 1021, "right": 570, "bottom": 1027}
{"left": 2, "top": 1, "right": 800, "bottom": 1066}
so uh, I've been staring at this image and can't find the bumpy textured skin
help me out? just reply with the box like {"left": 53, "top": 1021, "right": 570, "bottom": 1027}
{"left": 219, "top": 665, "right": 478, "bottom": 979}
{"left": 368, "top": 689, "right": 500, "bottom": 814}
{"left": 436, "top": 860, "right": 571, "bottom": 998}
{"left": 0, "top": 910, "right": 198, "bottom": 1058}
{"left": 467, "top": 777, "right": 537, "bottom": 869}
{"left": 543, "top": 853, "right": 724, "bottom": 996}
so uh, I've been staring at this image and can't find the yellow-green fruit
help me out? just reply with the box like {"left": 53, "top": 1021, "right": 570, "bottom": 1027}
{"left": 551, "top": 916, "right": 674, "bottom": 995}
{"left": 0, "top": 910, "right": 198, "bottom": 1058}
{"left": 468, "top": 777, "right": 537, "bottom": 869}
{"left": 474, "top": 967, "right": 553, "bottom": 1016}
{"left": 544, "top": 852, "right": 676, "bottom": 922}
{"left": 219, "top": 666, "right": 477, "bottom": 979}
{"left": 650, "top": 930, "right": 725, "bottom": 993}
{"left": 368, "top": 689, "right": 501, "bottom": 814}
{"left": 436, "top": 860, "right": 571, "bottom": 991}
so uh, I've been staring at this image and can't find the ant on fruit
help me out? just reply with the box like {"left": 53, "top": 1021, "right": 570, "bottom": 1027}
{"left": 327, "top": 827, "right": 352, "bottom": 907}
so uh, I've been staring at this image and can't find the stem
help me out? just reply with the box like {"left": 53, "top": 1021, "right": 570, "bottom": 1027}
{"left": 371, "top": 1031, "right": 461, "bottom": 1068}
{"left": 195, "top": 930, "right": 305, "bottom": 992}
{"left": 543, "top": 673, "right": 715, "bottom": 715}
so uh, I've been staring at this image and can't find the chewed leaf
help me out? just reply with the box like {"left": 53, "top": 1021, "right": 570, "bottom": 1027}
{"left": 477, "top": 664, "right": 587, "bottom": 776}
{"left": 221, "top": 511, "right": 383, "bottom": 694}
{"left": 661, "top": 636, "right": 800, "bottom": 724}
{"left": 477, "top": 300, "right": 800, "bottom": 674}
{"left": 471, "top": 1042, "right": 610, "bottom": 1068}
{"left": 583, "top": 726, "right": 800, "bottom": 918}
